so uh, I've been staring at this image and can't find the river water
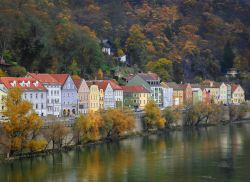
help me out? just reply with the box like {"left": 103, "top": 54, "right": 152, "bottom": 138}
{"left": 1, "top": 123, "right": 250, "bottom": 182}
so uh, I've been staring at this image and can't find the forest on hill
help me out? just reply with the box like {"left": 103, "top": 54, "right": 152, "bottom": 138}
{"left": 0, "top": 0, "right": 250, "bottom": 96}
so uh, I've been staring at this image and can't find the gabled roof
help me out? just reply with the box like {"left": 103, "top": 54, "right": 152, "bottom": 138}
{"left": 231, "top": 84, "right": 239, "bottom": 93}
{"left": 28, "top": 73, "right": 59, "bottom": 84}
{"left": 137, "top": 72, "right": 159, "bottom": 81}
{"left": 95, "top": 81, "right": 109, "bottom": 90}
{"left": 50, "top": 74, "right": 69, "bottom": 85}
{"left": 180, "top": 83, "right": 191, "bottom": 90}
{"left": 0, "top": 77, "right": 46, "bottom": 91}
{"left": 166, "top": 82, "right": 182, "bottom": 90}
{"left": 102, "top": 80, "right": 122, "bottom": 90}
{"left": 72, "top": 78, "right": 82, "bottom": 90}
{"left": 121, "top": 85, "right": 150, "bottom": 93}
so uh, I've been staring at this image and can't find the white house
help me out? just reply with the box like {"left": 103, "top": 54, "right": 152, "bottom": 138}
{"left": 0, "top": 77, "right": 47, "bottom": 116}
{"left": 161, "top": 82, "right": 173, "bottom": 108}
{"left": 27, "top": 73, "right": 62, "bottom": 116}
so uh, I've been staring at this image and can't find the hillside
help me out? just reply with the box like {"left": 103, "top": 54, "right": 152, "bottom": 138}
{"left": 0, "top": 0, "right": 250, "bottom": 96}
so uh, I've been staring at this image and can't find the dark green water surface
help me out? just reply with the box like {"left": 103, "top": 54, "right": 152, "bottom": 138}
{"left": 1, "top": 124, "right": 250, "bottom": 182}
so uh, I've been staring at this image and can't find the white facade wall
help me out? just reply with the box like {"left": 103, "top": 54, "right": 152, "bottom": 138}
{"left": 45, "top": 84, "right": 61, "bottom": 116}
{"left": 104, "top": 84, "right": 115, "bottom": 109}
{"left": 22, "top": 91, "right": 47, "bottom": 116}
{"left": 162, "top": 87, "right": 173, "bottom": 108}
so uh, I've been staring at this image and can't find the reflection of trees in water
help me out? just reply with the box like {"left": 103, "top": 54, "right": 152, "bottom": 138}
{"left": 75, "top": 142, "right": 135, "bottom": 181}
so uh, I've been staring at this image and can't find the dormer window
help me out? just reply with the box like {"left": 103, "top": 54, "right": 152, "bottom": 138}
{"left": 10, "top": 81, "right": 17, "bottom": 87}
{"left": 33, "top": 81, "right": 39, "bottom": 87}
{"left": 20, "top": 81, "right": 25, "bottom": 87}
{"left": 26, "top": 81, "right": 30, "bottom": 87}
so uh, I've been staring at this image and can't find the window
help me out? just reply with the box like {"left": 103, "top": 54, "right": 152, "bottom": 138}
{"left": 30, "top": 93, "right": 33, "bottom": 99}
{"left": 41, "top": 93, "right": 43, "bottom": 99}
{"left": 41, "top": 104, "right": 43, "bottom": 109}
{"left": 36, "top": 104, "right": 38, "bottom": 109}
{"left": 36, "top": 93, "right": 38, "bottom": 99}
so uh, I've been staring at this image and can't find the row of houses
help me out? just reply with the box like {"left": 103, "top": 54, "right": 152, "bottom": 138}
{"left": 0, "top": 72, "right": 246, "bottom": 117}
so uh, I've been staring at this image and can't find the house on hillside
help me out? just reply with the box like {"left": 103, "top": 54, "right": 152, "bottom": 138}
{"left": 0, "top": 77, "right": 47, "bottom": 116}
{"left": 73, "top": 78, "right": 89, "bottom": 114}
{"left": 51, "top": 74, "right": 78, "bottom": 116}
{"left": 121, "top": 85, "right": 150, "bottom": 110}
{"left": 231, "top": 84, "right": 245, "bottom": 104}
{"left": 27, "top": 73, "right": 61, "bottom": 116}
{"left": 127, "top": 72, "right": 163, "bottom": 107}
{"left": 101, "top": 39, "right": 112, "bottom": 55}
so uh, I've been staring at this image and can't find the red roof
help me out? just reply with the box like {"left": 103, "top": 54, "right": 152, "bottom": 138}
{"left": 0, "top": 77, "right": 46, "bottom": 91}
{"left": 231, "top": 84, "right": 239, "bottom": 93}
{"left": 50, "top": 74, "right": 69, "bottom": 85}
{"left": 138, "top": 72, "right": 159, "bottom": 81}
{"left": 104, "top": 80, "right": 122, "bottom": 90}
{"left": 121, "top": 85, "right": 150, "bottom": 93}
{"left": 28, "top": 73, "right": 59, "bottom": 84}
{"left": 95, "top": 81, "right": 109, "bottom": 90}
{"left": 72, "top": 78, "right": 82, "bottom": 90}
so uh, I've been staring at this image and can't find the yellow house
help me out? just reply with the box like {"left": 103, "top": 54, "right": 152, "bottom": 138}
{"left": 121, "top": 85, "right": 150, "bottom": 110}
{"left": 87, "top": 82, "right": 100, "bottom": 112}
{"left": 99, "top": 88, "right": 104, "bottom": 109}
{"left": 231, "top": 84, "right": 245, "bottom": 104}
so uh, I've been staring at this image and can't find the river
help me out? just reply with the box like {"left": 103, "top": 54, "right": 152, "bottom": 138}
{"left": 1, "top": 123, "right": 250, "bottom": 182}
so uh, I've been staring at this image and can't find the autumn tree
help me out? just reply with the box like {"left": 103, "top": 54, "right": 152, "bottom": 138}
{"left": 96, "top": 68, "right": 103, "bottom": 80}
{"left": 125, "top": 24, "right": 147, "bottom": 66}
{"left": 42, "top": 117, "right": 71, "bottom": 150}
{"left": 100, "top": 108, "right": 135, "bottom": 139}
{"left": 74, "top": 112, "right": 103, "bottom": 143}
{"left": 146, "top": 58, "right": 173, "bottom": 81}
{"left": 162, "top": 107, "right": 181, "bottom": 128}
{"left": 0, "top": 88, "right": 46, "bottom": 157}
{"left": 183, "top": 102, "right": 222, "bottom": 126}
{"left": 143, "top": 101, "right": 166, "bottom": 131}
{"left": 69, "top": 59, "right": 80, "bottom": 75}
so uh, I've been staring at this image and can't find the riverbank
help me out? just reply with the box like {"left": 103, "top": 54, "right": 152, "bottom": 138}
{"left": 0, "top": 122, "right": 238, "bottom": 162}
{"left": 1, "top": 104, "right": 249, "bottom": 162}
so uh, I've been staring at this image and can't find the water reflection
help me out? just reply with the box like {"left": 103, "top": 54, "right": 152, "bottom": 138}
{"left": 1, "top": 124, "right": 250, "bottom": 181}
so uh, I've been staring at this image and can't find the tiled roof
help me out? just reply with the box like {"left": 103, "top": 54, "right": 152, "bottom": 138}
{"left": 180, "top": 83, "right": 191, "bottom": 90}
{"left": 231, "top": 84, "right": 239, "bottom": 93}
{"left": 0, "top": 77, "right": 46, "bottom": 91}
{"left": 137, "top": 72, "right": 159, "bottom": 81}
{"left": 167, "top": 82, "right": 182, "bottom": 90}
{"left": 121, "top": 85, "right": 150, "bottom": 93}
{"left": 72, "top": 78, "right": 82, "bottom": 90}
{"left": 50, "top": 74, "right": 69, "bottom": 85}
{"left": 28, "top": 73, "right": 59, "bottom": 84}
{"left": 95, "top": 81, "right": 109, "bottom": 90}
{"left": 102, "top": 80, "right": 122, "bottom": 90}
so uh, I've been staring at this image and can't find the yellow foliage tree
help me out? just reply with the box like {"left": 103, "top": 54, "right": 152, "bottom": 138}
{"left": 0, "top": 88, "right": 45, "bottom": 157}
{"left": 143, "top": 101, "right": 166, "bottom": 131}
{"left": 96, "top": 68, "right": 103, "bottom": 80}
{"left": 74, "top": 111, "right": 103, "bottom": 143}
{"left": 101, "top": 108, "right": 135, "bottom": 139}
{"left": 0, "top": 69, "right": 7, "bottom": 77}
